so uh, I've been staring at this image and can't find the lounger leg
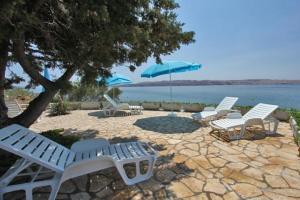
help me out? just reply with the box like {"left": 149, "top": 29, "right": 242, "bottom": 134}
{"left": 48, "top": 175, "right": 62, "bottom": 200}
{"left": 115, "top": 158, "right": 155, "bottom": 185}
{"left": 25, "top": 189, "right": 33, "bottom": 200}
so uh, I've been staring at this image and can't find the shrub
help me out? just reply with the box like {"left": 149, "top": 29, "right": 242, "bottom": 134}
{"left": 49, "top": 99, "right": 69, "bottom": 116}
{"left": 290, "top": 109, "right": 300, "bottom": 126}
{"left": 41, "top": 129, "right": 80, "bottom": 148}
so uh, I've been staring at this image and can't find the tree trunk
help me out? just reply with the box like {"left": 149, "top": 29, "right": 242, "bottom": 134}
{"left": 5, "top": 89, "right": 58, "bottom": 127}
{"left": 0, "top": 39, "right": 9, "bottom": 125}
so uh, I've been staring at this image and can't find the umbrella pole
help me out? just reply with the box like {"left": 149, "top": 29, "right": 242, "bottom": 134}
{"left": 169, "top": 72, "right": 176, "bottom": 117}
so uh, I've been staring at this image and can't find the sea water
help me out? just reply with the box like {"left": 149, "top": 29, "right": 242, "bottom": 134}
{"left": 120, "top": 84, "right": 300, "bottom": 109}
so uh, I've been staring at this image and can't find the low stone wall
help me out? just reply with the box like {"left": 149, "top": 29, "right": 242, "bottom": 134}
{"left": 64, "top": 101, "right": 291, "bottom": 121}
{"left": 141, "top": 102, "right": 161, "bottom": 110}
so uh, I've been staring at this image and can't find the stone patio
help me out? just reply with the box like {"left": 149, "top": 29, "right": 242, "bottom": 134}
{"left": 10, "top": 110, "right": 300, "bottom": 199}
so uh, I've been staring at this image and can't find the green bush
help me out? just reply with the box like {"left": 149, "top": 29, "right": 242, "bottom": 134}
{"left": 290, "top": 109, "right": 300, "bottom": 126}
{"left": 49, "top": 99, "right": 69, "bottom": 116}
{"left": 41, "top": 129, "right": 80, "bottom": 148}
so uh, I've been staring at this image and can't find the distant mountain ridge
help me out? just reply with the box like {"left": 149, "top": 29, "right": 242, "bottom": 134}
{"left": 123, "top": 79, "right": 300, "bottom": 87}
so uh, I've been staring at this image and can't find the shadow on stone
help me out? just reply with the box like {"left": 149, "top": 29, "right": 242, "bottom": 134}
{"left": 62, "top": 128, "right": 99, "bottom": 140}
{"left": 88, "top": 110, "right": 132, "bottom": 118}
{"left": 133, "top": 116, "right": 201, "bottom": 134}
{"left": 210, "top": 128, "right": 285, "bottom": 142}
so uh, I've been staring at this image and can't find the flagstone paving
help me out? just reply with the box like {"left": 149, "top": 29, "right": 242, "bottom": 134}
{"left": 14, "top": 110, "right": 300, "bottom": 199}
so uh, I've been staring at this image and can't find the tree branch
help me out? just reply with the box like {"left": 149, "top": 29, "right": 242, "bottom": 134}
{"left": 13, "top": 39, "right": 56, "bottom": 90}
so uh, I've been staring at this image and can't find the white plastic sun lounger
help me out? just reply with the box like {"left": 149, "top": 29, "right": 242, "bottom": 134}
{"left": 0, "top": 124, "right": 156, "bottom": 200}
{"left": 103, "top": 94, "right": 143, "bottom": 116}
{"left": 192, "top": 97, "right": 238, "bottom": 121}
{"left": 209, "top": 103, "right": 279, "bottom": 140}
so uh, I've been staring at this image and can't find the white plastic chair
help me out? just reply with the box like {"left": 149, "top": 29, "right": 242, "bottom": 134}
{"left": 192, "top": 97, "right": 238, "bottom": 121}
{"left": 209, "top": 103, "right": 279, "bottom": 140}
{"left": 0, "top": 124, "right": 157, "bottom": 200}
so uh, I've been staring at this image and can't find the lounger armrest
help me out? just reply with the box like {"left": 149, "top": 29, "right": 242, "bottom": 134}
{"left": 227, "top": 112, "right": 243, "bottom": 119}
{"left": 203, "top": 106, "right": 215, "bottom": 111}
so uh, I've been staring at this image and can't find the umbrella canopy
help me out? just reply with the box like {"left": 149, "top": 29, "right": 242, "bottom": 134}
{"left": 99, "top": 73, "right": 132, "bottom": 87}
{"left": 141, "top": 61, "right": 201, "bottom": 78}
{"left": 141, "top": 60, "right": 202, "bottom": 117}
{"left": 105, "top": 73, "right": 132, "bottom": 86}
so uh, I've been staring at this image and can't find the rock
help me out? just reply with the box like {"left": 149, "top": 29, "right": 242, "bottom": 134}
{"left": 168, "top": 181, "right": 193, "bottom": 198}
{"left": 73, "top": 175, "right": 88, "bottom": 191}
{"left": 262, "top": 164, "right": 283, "bottom": 176}
{"left": 282, "top": 168, "right": 300, "bottom": 189}
{"left": 56, "top": 194, "right": 69, "bottom": 200}
{"left": 226, "top": 162, "right": 248, "bottom": 171}
{"left": 89, "top": 174, "right": 112, "bottom": 192}
{"left": 96, "top": 187, "right": 114, "bottom": 198}
{"left": 155, "top": 169, "right": 176, "bottom": 183}
{"left": 154, "top": 188, "right": 168, "bottom": 199}
{"left": 208, "top": 157, "right": 227, "bottom": 168}
{"left": 188, "top": 193, "right": 209, "bottom": 200}
{"left": 185, "top": 143, "right": 199, "bottom": 151}
{"left": 138, "top": 178, "right": 163, "bottom": 191}
{"left": 223, "top": 191, "right": 240, "bottom": 200}
{"left": 180, "top": 177, "right": 204, "bottom": 193}
{"left": 193, "top": 155, "right": 213, "bottom": 169}
{"left": 265, "top": 175, "right": 288, "bottom": 188}
{"left": 33, "top": 193, "right": 49, "bottom": 200}
{"left": 59, "top": 181, "right": 76, "bottom": 194}
{"left": 242, "top": 167, "right": 264, "bottom": 181}
{"left": 204, "top": 179, "right": 227, "bottom": 195}
{"left": 71, "top": 192, "right": 91, "bottom": 200}
{"left": 168, "top": 139, "right": 182, "bottom": 145}
{"left": 173, "top": 154, "right": 188, "bottom": 163}
{"left": 209, "top": 193, "right": 223, "bottom": 200}
{"left": 264, "top": 191, "right": 297, "bottom": 200}
{"left": 111, "top": 179, "right": 126, "bottom": 190}
{"left": 271, "top": 188, "right": 300, "bottom": 198}
{"left": 232, "top": 183, "right": 262, "bottom": 198}
{"left": 111, "top": 186, "right": 141, "bottom": 200}
{"left": 180, "top": 148, "right": 199, "bottom": 157}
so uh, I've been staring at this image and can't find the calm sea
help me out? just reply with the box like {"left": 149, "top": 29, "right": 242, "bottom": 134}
{"left": 120, "top": 84, "right": 300, "bottom": 109}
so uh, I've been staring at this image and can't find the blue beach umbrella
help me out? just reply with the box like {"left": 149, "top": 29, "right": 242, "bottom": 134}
{"left": 141, "top": 60, "right": 202, "bottom": 116}
{"left": 41, "top": 68, "right": 51, "bottom": 92}
{"left": 99, "top": 73, "right": 132, "bottom": 100}
{"left": 105, "top": 73, "right": 132, "bottom": 87}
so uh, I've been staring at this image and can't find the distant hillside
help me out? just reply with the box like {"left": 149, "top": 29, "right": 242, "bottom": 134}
{"left": 123, "top": 79, "right": 300, "bottom": 87}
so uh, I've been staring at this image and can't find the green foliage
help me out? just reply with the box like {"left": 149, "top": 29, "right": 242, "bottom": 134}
{"left": 107, "top": 87, "right": 122, "bottom": 101}
{"left": 41, "top": 129, "right": 80, "bottom": 148}
{"left": 50, "top": 98, "right": 69, "bottom": 116}
{"left": 67, "top": 82, "right": 107, "bottom": 102}
{"left": 4, "top": 88, "right": 35, "bottom": 101}
{"left": 1, "top": 0, "right": 195, "bottom": 88}
{"left": 290, "top": 109, "right": 300, "bottom": 126}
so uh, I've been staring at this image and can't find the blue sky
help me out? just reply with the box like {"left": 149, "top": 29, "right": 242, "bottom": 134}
{"left": 115, "top": 0, "right": 300, "bottom": 82}
{"left": 9, "top": 0, "right": 300, "bottom": 86}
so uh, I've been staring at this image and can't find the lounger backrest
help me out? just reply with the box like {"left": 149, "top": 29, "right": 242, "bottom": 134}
{"left": 215, "top": 97, "right": 238, "bottom": 112}
{"left": 103, "top": 94, "right": 118, "bottom": 108}
{"left": 242, "top": 103, "right": 278, "bottom": 121}
{"left": 6, "top": 100, "right": 22, "bottom": 118}
{"left": 0, "top": 124, "right": 75, "bottom": 172}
